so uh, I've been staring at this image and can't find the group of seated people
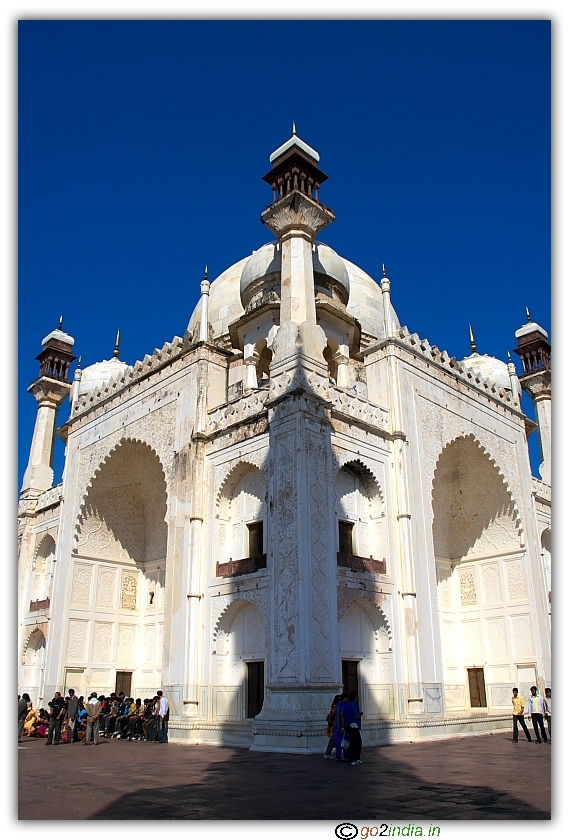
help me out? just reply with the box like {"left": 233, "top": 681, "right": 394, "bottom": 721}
{"left": 98, "top": 694, "right": 166, "bottom": 741}
{"left": 20, "top": 692, "right": 167, "bottom": 742}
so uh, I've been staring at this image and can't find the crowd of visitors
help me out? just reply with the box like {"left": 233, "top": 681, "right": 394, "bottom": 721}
{"left": 18, "top": 688, "right": 170, "bottom": 745}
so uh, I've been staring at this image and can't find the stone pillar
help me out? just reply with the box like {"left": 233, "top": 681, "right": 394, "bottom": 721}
{"left": 381, "top": 270, "right": 394, "bottom": 338}
{"left": 21, "top": 378, "right": 71, "bottom": 495}
{"left": 243, "top": 343, "right": 260, "bottom": 391}
{"left": 251, "top": 394, "right": 340, "bottom": 752}
{"left": 334, "top": 345, "right": 350, "bottom": 389}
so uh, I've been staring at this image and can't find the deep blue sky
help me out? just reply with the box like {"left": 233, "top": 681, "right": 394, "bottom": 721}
{"left": 18, "top": 20, "right": 551, "bottom": 486}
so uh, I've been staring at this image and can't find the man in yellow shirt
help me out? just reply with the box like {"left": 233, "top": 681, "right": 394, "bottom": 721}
{"left": 512, "top": 687, "right": 532, "bottom": 742}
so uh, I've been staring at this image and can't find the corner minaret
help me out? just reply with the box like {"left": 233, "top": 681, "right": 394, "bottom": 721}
{"left": 21, "top": 319, "right": 76, "bottom": 496}
{"left": 261, "top": 128, "right": 335, "bottom": 369}
{"left": 513, "top": 309, "right": 551, "bottom": 484}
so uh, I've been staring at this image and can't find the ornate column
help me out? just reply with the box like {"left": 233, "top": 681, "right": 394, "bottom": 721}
{"left": 513, "top": 315, "right": 551, "bottom": 484}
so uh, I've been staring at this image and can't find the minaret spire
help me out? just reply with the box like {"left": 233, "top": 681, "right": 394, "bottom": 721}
{"left": 469, "top": 324, "right": 477, "bottom": 354}
{"left": 113, "top": 330, "right": 121, "bottom": 359}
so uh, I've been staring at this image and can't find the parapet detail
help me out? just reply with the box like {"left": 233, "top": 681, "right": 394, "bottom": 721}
{"left": 395, "top": 327, "right": 518, "bottom": 409}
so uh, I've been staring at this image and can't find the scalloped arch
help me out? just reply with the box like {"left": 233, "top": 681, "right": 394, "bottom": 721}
{"left": 431, "top": 433, "right": 522, "bottom": 537}
{"left": 334, "top": 457, "right": 385, "bottom": 513}
{"left": 22, "top": 626, "right": 46, "bottom": 664}
{"left": 33, "top": 532, "right": 56, "bottom": 563}
{"left": 216, "top": 459, "right": 267, "bottom": 509}
{"left": 74, "top": 437, "right": 169, "bottom": 549}
{"left": 333, "top": 451, "right": 385, "bottom": 502}
{"left": 338, "top": 595, "right": 392, "bottom": 639}
{"left": 213, "top": 596, "right": 265, "bottom": 640}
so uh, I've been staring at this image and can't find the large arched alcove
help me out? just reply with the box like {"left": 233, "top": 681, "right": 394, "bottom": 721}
{"left": 71, "top": 440, "right": 169, "bottom": 698}
{"left": 31, "top": 534, "right": 55, "bottom": 601}
{"left": 21, "top": 627, "right": 47, "bottom": 706}
{"left": 213, "top": 600, "right": 267, "bottom": 720}
{"left": 431, "top": 436, "right": 530, "bottom": 714}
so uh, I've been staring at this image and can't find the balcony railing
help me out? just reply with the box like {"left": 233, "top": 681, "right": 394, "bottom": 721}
{"left": 216, "top": 554, "right": 267, "bottom": 578}
{"left": 337, "top": 552, "right": 386, "bottom": 575}
{"left": 29, "top": 598, "right": 50, "bottom": 612}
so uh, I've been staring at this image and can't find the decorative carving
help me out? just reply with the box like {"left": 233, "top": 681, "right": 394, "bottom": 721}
{"left": 505, "top": 558, "right": 528, "bottom": 601}
{"left": 307, "top": 429, "right": 333, "bottom": 680}
{"left": 481, "top": 564, "right": 501, "bottom": 604}
{"left": 117, "top": 624, "right": 136, "bottom": 661}
{"left": 144, "top": 625, "right": 155, "bottom": 664}
{"left": 261, "top": 192, "right": 335, "bottom": 238}
{"left": 92, "top": 622, "right": 112, "bottom": 662}
{"left": 437, "top": 564, "right": 452, "bottom": 609}
{"left": 67, "top": 619, "right": 88, "bottom": 661}
{"left": 272, "top": 429, "right": 300, "bottom": 681}
{"left": 459, "top": 568, "right": 477, "bottom": 606}
{"left": 121, "top": 570, "right": 138, "bottom": 611}
{"left": 207, "top": 390, "right": 269, "bottom": 436}
{"left": 511, "top": 614, "right": 534, "bottom": 658}
{"left": 97, "top": 567, "right": 117, "bottom": 608}
{"left": 337, "top": 588, "right": 388, "bottom": 621}
{"left": 214, "top": 448, "right": 269, "bottom": 504}
{"left": 485, "top": 618, "right": 508, "bottom": 660}
{"left": 382, "top": 660, "right": 390, "bottom": 683}
{"left": 71, "top": 562, "right": 93, "bottom": 606}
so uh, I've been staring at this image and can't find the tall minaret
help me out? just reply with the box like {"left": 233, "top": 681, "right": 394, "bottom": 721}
{"left": 21, "top": 319, "right": 76, "bottom": 496}
{"left": 261, "top": 127, "right": 335, "bottom": 376}
{"left": 513, "top": 309, "right": 551, "bottom": 484}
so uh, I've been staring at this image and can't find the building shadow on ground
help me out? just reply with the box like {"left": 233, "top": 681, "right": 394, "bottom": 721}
{"left": 89, "top": 738, "right": 550, "bottom": 821}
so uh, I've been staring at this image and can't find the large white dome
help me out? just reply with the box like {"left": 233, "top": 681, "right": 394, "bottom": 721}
{"left": 188, "top": 242, "right": 399, "bottom": 341}
{"left": 460, "top": 353, "right": 513, "bottom": 391}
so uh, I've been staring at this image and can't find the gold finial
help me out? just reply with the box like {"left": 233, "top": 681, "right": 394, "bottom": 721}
{"left": 113, "top": 329, "right": 121, "bottom": 359}
{"left": 77, "top": 355, "right": 82, "bottom": 369}
{"left": 204, "top": 265, "right": 208, "bottom": 278}
{"left": 292, "top": 122, "right": 297, "bottom": 135}
{"left": 58, "top": 315, "right": 63, "bottom": 330}
{"left": 526, "top": 305, "right": 532, "bottom": 323}
{"left": 382, "top": 263, "right": 387, "bottom": 278}
{"left": 469, "top": 324, "right": 477, "bottom": 354}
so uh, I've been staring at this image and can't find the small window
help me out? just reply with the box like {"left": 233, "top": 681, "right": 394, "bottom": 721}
{"left": 247, "top": 522, "right": 263, "bottom": 557}
{"left": 339, "top": 521, "right": 354, "bottom": 554}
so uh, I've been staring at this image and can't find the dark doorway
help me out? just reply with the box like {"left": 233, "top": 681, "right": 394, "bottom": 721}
{"left": 115, "top": 671, "right": 132, "bottom": 697}
{"left": 342, "top": 660, "right": 359, "bottom": 697}
{"left": 467, "top": 667, "right": 487, "bottom": 708}
{"left": 338, "top": 521, "right": 354, "bottom": 554}
{"left": 246, "top": 661, "right": 264, "bottom": 718}
{"left": 247, "top": 522, "right": 263, "bottom": 558}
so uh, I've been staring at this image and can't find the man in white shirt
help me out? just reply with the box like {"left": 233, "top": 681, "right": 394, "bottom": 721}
{"left": 85, "top": 692, "right": 102, "bottom": 745}
{"left": 157, "top": 690, "right": 169, "bottom": 743}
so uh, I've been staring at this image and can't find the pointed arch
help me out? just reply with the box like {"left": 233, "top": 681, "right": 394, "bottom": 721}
{"left": 22, "top": 626, "right": 47, "bottom": 665}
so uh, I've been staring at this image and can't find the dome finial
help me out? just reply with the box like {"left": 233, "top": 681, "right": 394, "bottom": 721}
{"left": 292, "top": 122, "right": 297, "bottom": 136}
{"left": 113, "top": 329, "right": 121, "bottom": 359}
{"left": 77, "top": 354, "right": 82, "bottom": 369}
{"left": 507, "top": 350, "right": 512, "bottom": 362}
{"left": 382, "top": 263, "right": 387, "bottom": 278}
{"left": 469, "top": 324, "right": 477, "bottom": 354}
{"left": 526, "top": 305, "right": 532, "bottom": 323}
{"left": 204, "top": 265, "right": 209, "bottom": 279}
{"left": 58, "top": 315, "right": 63, "bottom": 331}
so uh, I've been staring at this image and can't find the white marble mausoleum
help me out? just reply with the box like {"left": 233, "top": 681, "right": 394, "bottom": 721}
{"left": 18, "top": 131, "right": 551, "bottom": 751}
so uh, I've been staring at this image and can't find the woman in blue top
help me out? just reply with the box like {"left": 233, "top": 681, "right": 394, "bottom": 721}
{"left": 343, "top": 690, "right": 363, "bottom": 764}
{"left": 334, "top": 692, "right": 348, "bottom": 761}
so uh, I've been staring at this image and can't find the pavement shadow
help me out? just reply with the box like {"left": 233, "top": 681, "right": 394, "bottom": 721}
{"left": 89, "top": 742, "right": 550, "bottom": 821}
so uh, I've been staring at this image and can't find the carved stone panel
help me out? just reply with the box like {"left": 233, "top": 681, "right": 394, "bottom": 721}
{"left": 271, "top": 427, "right": 299, "bottom": 682}
{"left": 307, "top": 428, "right": 334, "bottom": 681}
{"left": 121, "top": 570, "right": 138, "bottom": 611}
{"left": 67, "top": 620, "right": 88, "bottom": 662}
{"left": 505, "top": 558, "right": 528, "bottom": 601}
{"left": 117, "top": 624, "right": 136, "bottom": 662}
{"left": 92, "top": 622, "right": 113, "bottom": 663}
{"left": 481, "top": 564, "right": 501, "bottom": 604}
{"left": 485, "top": 617, "right": 508, "bottom": 660}
{"left": 461, "top": 620, "right": 482, "bottom": 661}
{"left": 71, "top": 562, "right": 93, "bottom": 606}
{"left": 511, "top": 614, "right": 534, "bottom": 658}
{"left": 96, "top": 566, "right": 117, "bottom": 608}
{"left": 459, "top": 567, "right": 477, "bottom": 607}
{"left": 144, "top": 625, "right": 156, "bottom": 664}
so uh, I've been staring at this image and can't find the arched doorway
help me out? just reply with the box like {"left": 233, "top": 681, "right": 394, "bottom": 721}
{"left": 21, "top": 627, "right": 47, "bottom": 707}
{"left": 73, "top": 439, "right": 168, "bottom": 697}
{"left": 213, "top": 600, "right": 267, "bottom": 721}
{"left": 431, "top": 436, "right": 528, "bottom": 713}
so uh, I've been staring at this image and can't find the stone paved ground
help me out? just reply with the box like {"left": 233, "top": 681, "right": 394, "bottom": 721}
{"left": 18, "top": 730, "right": 550, "bottom": 821}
